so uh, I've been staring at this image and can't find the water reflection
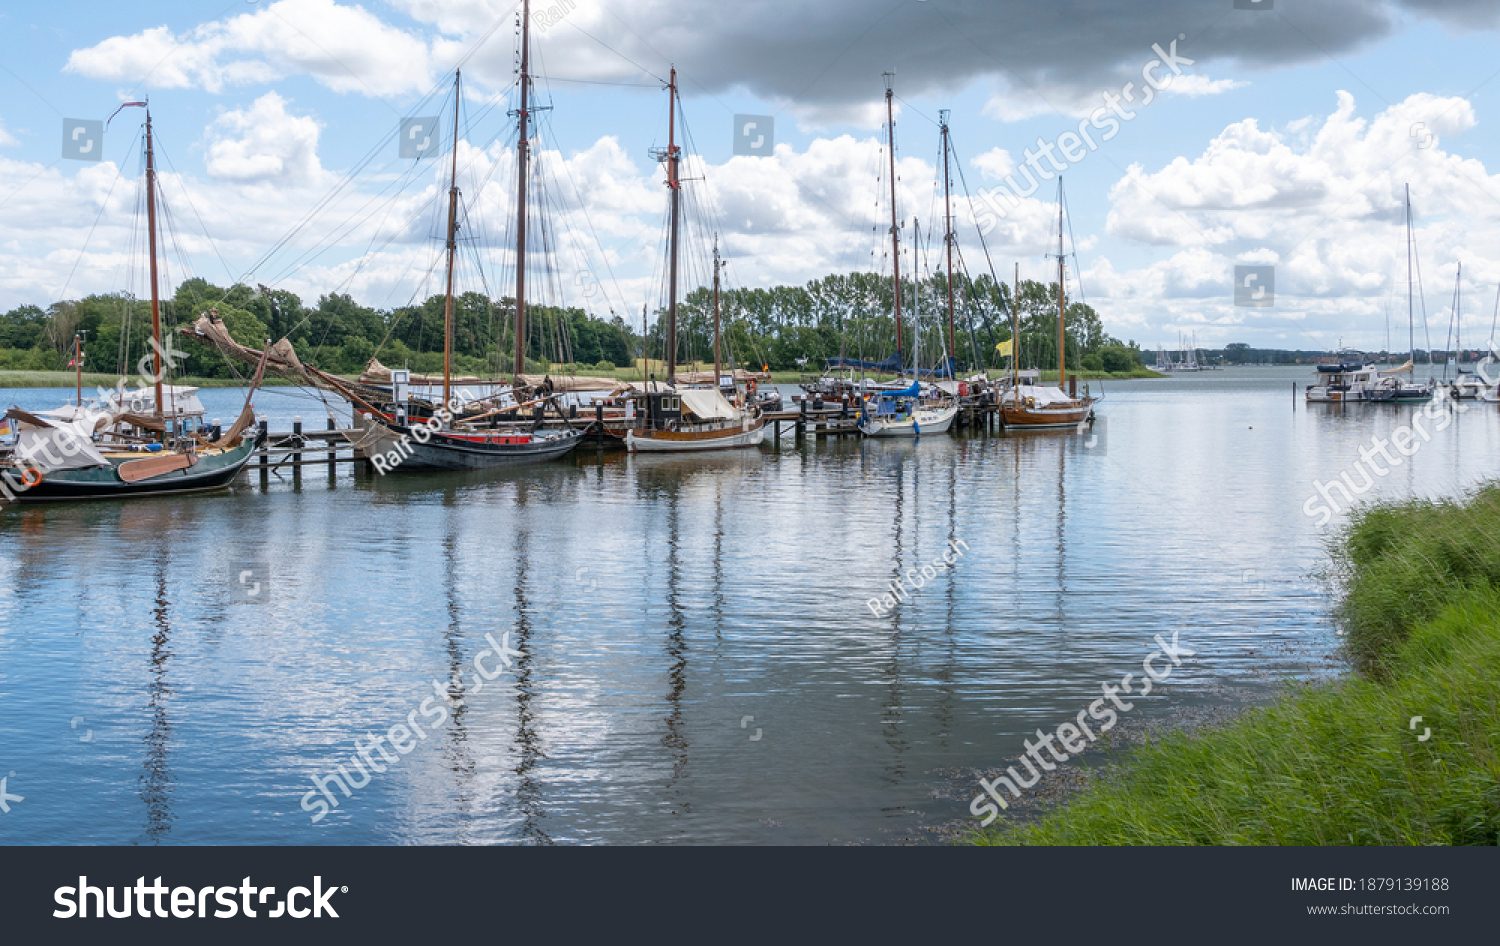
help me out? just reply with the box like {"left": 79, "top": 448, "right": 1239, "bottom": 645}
{"left": 140, "top": 554, "right": 174, "bottom": 844}
{"left": 8, "top": 370, "right": 1478, "bottom": 845}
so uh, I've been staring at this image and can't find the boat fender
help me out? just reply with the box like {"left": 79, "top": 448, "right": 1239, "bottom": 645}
{"left": 20, "top": 467, "right": 42, "bottom": 487}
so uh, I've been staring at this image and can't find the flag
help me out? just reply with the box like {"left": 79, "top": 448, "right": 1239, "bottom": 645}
{"left": 995, "top": 339, "right": 1013, "bottom": 357}
{"left": 0, "top": 418, "right": 12, "bottom": 438}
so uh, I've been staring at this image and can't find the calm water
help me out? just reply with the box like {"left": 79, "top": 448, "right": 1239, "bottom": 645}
{"left": 1, "top": 368, "right": 1496, "bottom": 845}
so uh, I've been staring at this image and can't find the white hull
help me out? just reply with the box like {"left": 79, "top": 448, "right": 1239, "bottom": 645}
{"left": 860, "top": 405, "right": 958, "bottom": 437}
{"left": 626, "top": 420, "right": 766, "bottom": 452}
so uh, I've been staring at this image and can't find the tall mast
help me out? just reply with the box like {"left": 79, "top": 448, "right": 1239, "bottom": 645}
{"left": 144, "top": 109, "right": 164, "bottom": 433}
{"left": 1056, "top": 179, "right": 1066, "bottom": 393}
{"left": 884, "top": 72, "right": 903, "bottom": 370}
{"left": 1406, "top": 184, "right": 1415, "bottom": 366}
{"left": 665, "top": 67, "right": 681, "bottom": 386}
{"left": 1012, "top": 263, "right": 1019, "bottom": 389}
{"left": 940, "top": 109, "right": 956, "bottom": 375}
{"left": 713, "top": 237, "right": 722, "bottom": 391}
{"left": 1455, "top": 261, "right": 1462, "bottom": 376}
{"left": 442, "top": 69, "right": 461, "bottom": 414}
{"left": 512, "top": 1, "right": 532, "bottom": 382}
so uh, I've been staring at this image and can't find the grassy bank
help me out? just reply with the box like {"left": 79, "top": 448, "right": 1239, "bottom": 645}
{"left": 972, "top": 485, "right": 1500, "bottom": 845}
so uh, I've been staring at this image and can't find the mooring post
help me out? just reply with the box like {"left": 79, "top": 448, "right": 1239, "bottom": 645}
{"left": 257, "top": 416, "right": 269, "bottom": 485}
{"left": 797, "top": 398, "right": 806, "bottom": 442}
{"left": 327, "top": 416, "right": 337, "bottom": 479}
{"left": 595, "top": 402, "right": 604, "bottom": 444}
{"left": 291, "top": 416, "right": 303, "bottom": 482}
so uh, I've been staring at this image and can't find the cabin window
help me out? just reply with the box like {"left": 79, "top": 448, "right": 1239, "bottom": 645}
{"left": 661, "top": 397, "right": 680, "bottom": 412}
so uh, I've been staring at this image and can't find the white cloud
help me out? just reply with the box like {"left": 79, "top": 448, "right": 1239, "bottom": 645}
{"left": 1092, "top": 91, "right": 1500, "bottom": 348}
{"left": 64, "top": 0, "right": 435, "bottom": 96}
{"left": 204, "top": 93, "right": 330, "bottom": 185}
{"left": 972, "top": 148, "right": 1013, "bottom": 181}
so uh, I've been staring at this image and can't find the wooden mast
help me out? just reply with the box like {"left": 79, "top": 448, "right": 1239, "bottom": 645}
{"left": 884, "top": 72, "right": 903, "bottom": 370}
{"left": 713, "top": 236, "right": 722, "bottom": 392}
{"left": 144, "top": 109, "right": 164, "bottom": 436}
{"left": 941, "top": 109, "right": 956, "bottom": 376}
{"left": 442, "top": 70, "right": 461, "bottom": 416}
{"left": 1013, "top": 263, "right": 1020, "bottom": 390}
{"left": 1056, "top": 179, "right": 1066, "bottom": 393}
{"left": 513, "top": 0, "right": 533, "bottom": 382}
{"left": 665, "top": 67, "right": 680, "bottom": 386}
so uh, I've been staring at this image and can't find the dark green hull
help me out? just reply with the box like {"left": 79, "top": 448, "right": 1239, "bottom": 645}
{"left": 2, "top": 439, "right": 256, "bottom": 503}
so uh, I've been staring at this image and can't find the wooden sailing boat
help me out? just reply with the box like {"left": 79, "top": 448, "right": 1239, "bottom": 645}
{"left": 364, "top": 23, "right": 586, "bottom": 469}
{"left": 626, "top": 69, "right": 765, "bottom": 453}
{"left": 0, "top": 104, "right": 259, "bottom": 502}
{"left": 1000, "top": 179, "right": 1098, "bottom": 429}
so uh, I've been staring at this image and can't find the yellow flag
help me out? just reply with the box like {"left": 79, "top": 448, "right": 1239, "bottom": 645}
{"left": 995, "top": 338, "right": 1013, "bottom": 357}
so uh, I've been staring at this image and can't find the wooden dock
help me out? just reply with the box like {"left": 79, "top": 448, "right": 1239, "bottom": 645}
{"left": 763, "top": 397, "right": 1005, "bottom": 443}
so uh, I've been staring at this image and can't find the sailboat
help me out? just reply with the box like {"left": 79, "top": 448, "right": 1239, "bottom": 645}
{"left": 361, "top": 36, "right": 586, "bottom": 468}
{"left": 1308, "top": 185, "right": 1433, "bottom": 404}
{"left": 626, "top": 69, "right": 765, "bottom": 453}
{"left": 0, "top": 104, "right": 259, "bottom": 502}
{"left": 1000, "top": 179, "right": 1099, "bottom": 428}
{"left": 1447, "top": 264, "right": 1486, "bottom": 399}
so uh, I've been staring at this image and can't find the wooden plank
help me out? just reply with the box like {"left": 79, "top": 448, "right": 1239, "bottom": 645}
{"left": 117, "top": 451, "right": 198, "bottom": 483}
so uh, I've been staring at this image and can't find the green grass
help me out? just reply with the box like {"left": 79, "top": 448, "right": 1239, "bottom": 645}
{"left": 970, "top": 485, "right": 1500, "bottom": 846}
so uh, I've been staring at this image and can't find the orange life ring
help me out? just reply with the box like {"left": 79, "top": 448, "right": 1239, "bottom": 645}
{"left": 20, "top": 467, "right": 42, "bottom": 488}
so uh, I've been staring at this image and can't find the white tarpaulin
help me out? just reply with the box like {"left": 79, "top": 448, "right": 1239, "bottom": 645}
{"left": 1008, "top": 384, "right": 1076, "bottom": 407}
{"left": 14, "top": 427, "right": 111, "bottom": 470}
{"left": 678, "top": 388, "right": 739, "bottom": 421}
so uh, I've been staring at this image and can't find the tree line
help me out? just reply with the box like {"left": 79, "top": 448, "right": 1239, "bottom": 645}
{"left": 0, "top": 270, "right": 1143, "bottom": 380}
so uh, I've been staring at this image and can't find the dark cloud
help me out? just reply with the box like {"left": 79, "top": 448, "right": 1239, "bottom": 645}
{"left": 471, "top": 0, "right": 1490, "bottom": 123}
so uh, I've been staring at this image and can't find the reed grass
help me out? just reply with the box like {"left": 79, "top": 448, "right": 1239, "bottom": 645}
{"left": 971, "top": 485, "right": 1500, "bottom": 845}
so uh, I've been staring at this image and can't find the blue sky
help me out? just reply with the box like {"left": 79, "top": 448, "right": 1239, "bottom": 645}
{"left": 2, "top": 0, "right": 1499, "bottom": 352}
